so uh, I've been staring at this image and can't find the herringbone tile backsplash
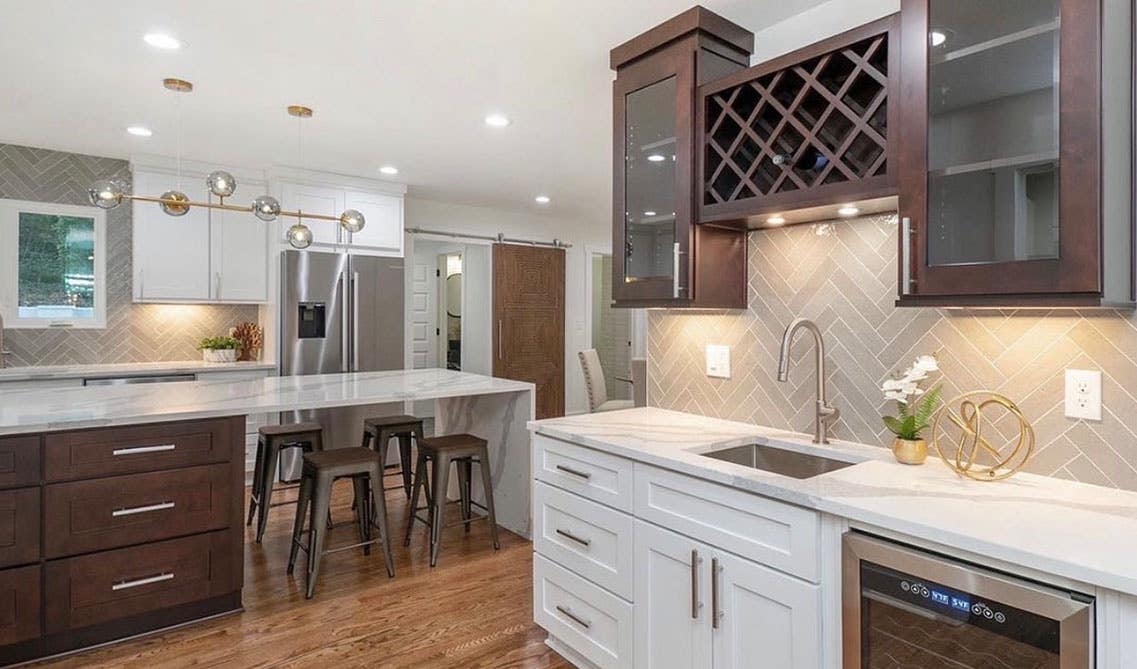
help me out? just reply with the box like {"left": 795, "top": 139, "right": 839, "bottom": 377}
{"left": 649, "top": 214, "right": 1137, "bottom": 491}
{"left": 0, "top": 144, "right": 258, "bottom": 366}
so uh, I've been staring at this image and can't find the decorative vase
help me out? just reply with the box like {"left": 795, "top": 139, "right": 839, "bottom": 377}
{"left": 203, "top": 349, "right": 237, "bottom": 363}
{"left": 892, "top": 437, "right": 927, "bottom": 465}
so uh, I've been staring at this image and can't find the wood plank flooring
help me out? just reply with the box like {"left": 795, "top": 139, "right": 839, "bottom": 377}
{"left": 32, "top": 480, "right": 571, "bottom": 668}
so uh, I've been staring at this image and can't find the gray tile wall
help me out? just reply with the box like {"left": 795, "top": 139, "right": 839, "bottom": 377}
{"left": 0, "top": 144, "right": 258, "bottom": 366}
{"left": 649, "top": 214, "right": 1137, "bottom": 491}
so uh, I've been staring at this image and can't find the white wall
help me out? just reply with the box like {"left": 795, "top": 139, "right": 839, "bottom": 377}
{"left": 404, "top": 197, "right": 610, "bottom": 415}
{"left": 749, "top": 0, "right": 899, "bottom": 63}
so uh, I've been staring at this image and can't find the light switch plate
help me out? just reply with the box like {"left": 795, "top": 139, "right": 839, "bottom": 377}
{"left": 706, "top": 344, "right": 731, "bottom": 379}
{"left": 1065, "top": 369, "right": 1102, "bottom": 421}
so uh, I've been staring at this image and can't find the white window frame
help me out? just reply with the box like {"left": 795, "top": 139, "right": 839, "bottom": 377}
{"left": 0, "top": 198, "right": 107, "bottom": 329}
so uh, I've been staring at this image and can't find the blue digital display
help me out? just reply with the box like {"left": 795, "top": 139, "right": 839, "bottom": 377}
{"left": 950, "top": 595, "right": 972, "bottom": 613}
{"left": 931, "top": 590, "right": 949, "bottom": 605}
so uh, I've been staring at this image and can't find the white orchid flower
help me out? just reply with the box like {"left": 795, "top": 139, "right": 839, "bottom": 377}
{"left": 881, "top": 378, "right": 907, "bottom": 392}
{"left": 913, "top": 355, "right": 939, "bottom": 373}
{"left": 884, "top": 390, "right": 909, "bottom": 403}
{"left": 901, "top": 368, "right": 928, "bottom": 383}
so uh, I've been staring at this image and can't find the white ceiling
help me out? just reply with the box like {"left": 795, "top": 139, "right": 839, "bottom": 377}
{"left": 0, "top": 0, "right": 825, "bottom": 225}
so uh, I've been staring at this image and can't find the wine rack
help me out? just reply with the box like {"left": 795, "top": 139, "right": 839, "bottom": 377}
{"left": 698, "top": 17, "right": 899, "bottom": 225}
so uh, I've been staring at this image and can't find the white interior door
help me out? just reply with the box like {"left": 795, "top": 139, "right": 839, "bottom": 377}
{"left": 634, "top": 520, "right": 712, "bottom": 669}
{"left": 410, "top": 258, "right": 437, "bottom": 416}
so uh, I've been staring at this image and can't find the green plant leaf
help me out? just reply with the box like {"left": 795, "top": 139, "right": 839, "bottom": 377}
{"left": 915, "top": 385, "right": 943, "bottom": 426}
{"left": 882, "top": 416, "right": 905, "bottom": 435}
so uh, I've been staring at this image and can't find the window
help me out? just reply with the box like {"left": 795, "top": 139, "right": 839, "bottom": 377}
{"left": 0, "top": 198, "right": 106, "bottom": 328}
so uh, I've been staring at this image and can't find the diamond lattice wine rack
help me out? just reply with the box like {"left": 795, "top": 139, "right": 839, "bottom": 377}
{"left": 697, "top": 17, "right": 899, "bottom": 227}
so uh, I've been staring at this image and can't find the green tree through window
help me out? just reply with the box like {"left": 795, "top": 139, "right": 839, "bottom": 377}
{"left": 18, "top": 212, "right": 95, "bottom": 312}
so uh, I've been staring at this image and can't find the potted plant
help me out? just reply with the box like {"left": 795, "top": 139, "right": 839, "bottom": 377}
{"left": 881, "top": 355, "right": 942, "bottom": 465}
{"left": 198, "top": 335, "right": 242, "bottom": 363}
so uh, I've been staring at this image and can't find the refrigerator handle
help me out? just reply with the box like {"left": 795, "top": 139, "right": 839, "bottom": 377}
{"left": 340, "top": 270, "right": 349, "bottom": 373}
{"left": 352, "top": 270, "right": 360, "bottom": 372}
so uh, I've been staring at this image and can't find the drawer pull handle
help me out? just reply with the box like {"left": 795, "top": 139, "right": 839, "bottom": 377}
{"left": 112, "top": 501, "right": 175, "bottom": 517}
{"left": 555, "top": 605, "right": 592, "bottom": 630}
{"left": 555, "top": 464, "right": 591, "bottom": 480}
{"left": 112, "top": 444, "right": 176, "bottom": 456}
{"left": 112, "top": 572, "right": 174, "bottom": 591}
{"left": 555, "top": 528, "right": 591, "bottom": 547}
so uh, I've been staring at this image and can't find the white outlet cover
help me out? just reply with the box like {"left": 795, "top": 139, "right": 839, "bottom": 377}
{"left": 706, "top": 344, "right": 731, "bottom": 379}
{"left": 1064, "top": 369, "right": 1102, "bottom": 421}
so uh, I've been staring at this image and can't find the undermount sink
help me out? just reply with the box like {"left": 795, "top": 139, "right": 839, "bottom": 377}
{"left": 700, "top": 443, "right": 855, "bottom": 479}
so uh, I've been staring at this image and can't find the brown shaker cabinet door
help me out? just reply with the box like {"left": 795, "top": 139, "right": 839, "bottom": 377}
{"left": 44, "top": 418, "right": 235, "bottom": 482}
{"left": 0, "top": 436, "right": 41, "bottom": 490}
{"left": 44, "top": 464, "right": 231, "bottom": 559}
{"left": 0, "top": 565, "right": 41, "bottom": 645}
{"left": 0, "top": 488, "right": 40, "bottom": 567}
{"left": 44, "top": 530, "right": 237, "bottom": 634}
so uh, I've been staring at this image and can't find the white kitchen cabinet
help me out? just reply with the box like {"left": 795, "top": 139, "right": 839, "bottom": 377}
{"left": 278, "top": 181, "right": 344, "bottom": 248}
{"left": 344, "top": 189, "right": 403, "bottom": 255}
{"left": 132, "top": 167, "right": 270, "bottom": 303}
{"left": 634, "top": 520, "right": 712, "bottom": 669}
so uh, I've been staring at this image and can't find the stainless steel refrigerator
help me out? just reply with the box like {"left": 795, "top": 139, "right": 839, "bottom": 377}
{"left": 278, "top": 250, "right": 405, "bottom": 479}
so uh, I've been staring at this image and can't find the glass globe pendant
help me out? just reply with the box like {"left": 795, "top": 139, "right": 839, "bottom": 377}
{"left": 339, "top": 209, "right": 366, "bottom": 233}
{"left": 286, "top": 223, "right": 313, "bottom": 249}
{"left": 251, "top": 195, "right": 281, "bottom": 221}
{"left": 87, "top": 179, "right": 125, "bottom": 209}
{"left": 206, "top": 170, "right": 236, "bottom": 198}
{"left": 160, "top": 190, "right": 191, "bottom": 217}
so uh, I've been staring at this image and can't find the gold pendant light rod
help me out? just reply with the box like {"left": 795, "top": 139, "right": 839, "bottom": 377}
{"left": 124, "top": 194, "right": 342, "bottom": 223}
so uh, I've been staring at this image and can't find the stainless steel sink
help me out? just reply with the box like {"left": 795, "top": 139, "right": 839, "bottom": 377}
{"left": 700, "top": 443, "right": 855, "bottom": 479}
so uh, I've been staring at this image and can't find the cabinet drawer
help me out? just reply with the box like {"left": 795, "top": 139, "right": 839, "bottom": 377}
{"left": 634, "top": 463, "right": 820, "bottom": 582}
{"left": 533, "top": 434, "right": 633, "bottom": 512}
{"left": 0, "top": 488, "right": 40, "bottom": 567}
{"left": 0, "top": 565, "right": 41, "bottom": 645}
{"left": 0, "top": 435, "right": 41, "bottom": 489}
{"left": 45, "top": 418, "right": 236, "bottom": 481}
{"left": 45, "top": 464, "right": 231, "bottom": 559}
{"left": 44, "top": 530, "right": 238, "bottom": 634}
{"left": 534, "top": 481, "right": 634, "bottom": 600}
{"left": 534, "top": 554, "right": 633, "bottom": 669}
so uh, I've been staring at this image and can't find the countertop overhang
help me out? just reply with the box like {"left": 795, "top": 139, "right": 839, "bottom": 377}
{"left": 0, "top": 369, "right": 534, "bottom": 435}
{"left": 531, "top": 407, "right": 1137, "bottom": 598}
{"left": 0, "top": 360, "right": 277, "bottom": 382}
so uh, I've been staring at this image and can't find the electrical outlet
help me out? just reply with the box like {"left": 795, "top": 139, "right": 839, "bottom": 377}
{"left": 1064, "top": 369, "right": 1102, "bottom": 421}
{"left": 706, "top": 344, "right": 731, "bottom": 379}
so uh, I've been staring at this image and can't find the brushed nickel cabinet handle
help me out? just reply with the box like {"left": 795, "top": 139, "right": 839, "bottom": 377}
{"left": 672, "top": 242, "right": 681, "bottom": 298}
{"left": 712, "top": 557, "right": 722, "bottom": 629}
{"left": 112, "top": 444, "right": 176, "bottom": 456}
{"left": 555, "top": 528, "right": 591, "bottom": 547}
{"left": 555, "top": 464, "right": 591, "bottom": 480}
{"left": 555, "top": 605, "right": 592, "bottom": 630}
{"left": 112, "top": 501, "right": 175, "bottom": 517}
{"left": 901, "top": 216, "right": 915, "bottom": 295}
{"left": 691, "top": 549, "right": 702, "bottom": 620}
{"left": 112, "top": 572, "right": 174, "bottom": 591}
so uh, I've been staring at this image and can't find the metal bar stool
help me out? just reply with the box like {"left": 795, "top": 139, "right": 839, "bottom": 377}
{"left": 360, "top": 415, "right": 424, "bottom": 498}
{"left": 248, "top": 422, "right": 323, "bottom": 543}
{"left": 287, "top": 447, "right": 395, "bottom": 599}
{"left": 404, "top": 433, "right": 500, "bottom": 567}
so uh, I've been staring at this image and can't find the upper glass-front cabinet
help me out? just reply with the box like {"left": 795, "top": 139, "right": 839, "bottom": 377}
{"left": 897, "top": 0, "right": 1126, "bottom": 306}
{"left": 610, "top": 7, "right": 753, "bottom": 308}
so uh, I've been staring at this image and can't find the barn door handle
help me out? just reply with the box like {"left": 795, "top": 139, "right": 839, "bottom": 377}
{"left": 498, "top": 320, "right": 503, "bottom": 359}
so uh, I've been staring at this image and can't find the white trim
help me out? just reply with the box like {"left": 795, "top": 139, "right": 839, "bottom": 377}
{"left": 0, "top": 198, "right": 107, "bottom": 329}
{"left": 269, "top": 165, "right": 407, "bottom": 195}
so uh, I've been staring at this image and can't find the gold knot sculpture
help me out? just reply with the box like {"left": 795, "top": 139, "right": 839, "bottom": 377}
{"left": 931, "top": 392, "right": 1035, "bottom": 481}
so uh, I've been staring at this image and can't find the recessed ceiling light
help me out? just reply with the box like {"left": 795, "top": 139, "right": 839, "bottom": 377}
{"left": 485, "top": 113, "right": 511, "bottom": 128}
{"left": 535, "top": 195, "right": 550, "bottom": 204}
{"left": 647, "top": 154, "right": 666, "bottom": 162}
{"left": 378, "top": 165, "right": 399, "bottom": 175}
{"left": 766, "top": 215, "right": 786, "bottom": 226}
{"left": 126, "top": 126, "right": 153, "bottom": 137}
{"left": 143, "top": 33, "right": 182, "bottom": 50}
{"left": 643, "top": 210, "right": 657, "bottom": 216}
{"left": 837, "top": 205, "right": 860, "bottom": 217}
{"left": 929, "top": 30, "right": 948, "bottom": 47}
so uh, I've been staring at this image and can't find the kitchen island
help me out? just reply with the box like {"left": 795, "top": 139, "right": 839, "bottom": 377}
{"left": 0, "top": 368, "right": 534, "bottom": 665}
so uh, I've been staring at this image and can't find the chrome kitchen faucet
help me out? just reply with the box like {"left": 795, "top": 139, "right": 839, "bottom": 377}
{"left": 777, "top": 318, "right": 840, "bottom": 444}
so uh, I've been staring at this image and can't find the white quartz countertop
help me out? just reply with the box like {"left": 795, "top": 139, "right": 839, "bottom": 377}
{"left": 0, "top": 369, "right": 533, "bottom": 435}
{"left": 0, "top": 360, "right": 277, "bottom": 381}
{"left": 531, "top": 407, "right": 1137, "bottom": 597}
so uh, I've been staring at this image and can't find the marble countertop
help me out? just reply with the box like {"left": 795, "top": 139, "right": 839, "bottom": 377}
{"left": 0, "top": 360, "right": 277, "bottom": 381}
{"left": 531, "top": 407, "right": 1137, "bottom": 597}
{"left": 0, "top": 369, "right": 533, "bottom": 435}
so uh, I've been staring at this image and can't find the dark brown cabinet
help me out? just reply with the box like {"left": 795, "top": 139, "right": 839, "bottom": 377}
{"left": 611, "top": 7, "right": 754, "bottom": 308}
{"left": 897, "top": 0, "right": 1133, "bottom": 306}
{"left": 698, "top": 16, "right": 900, "bottom": 228}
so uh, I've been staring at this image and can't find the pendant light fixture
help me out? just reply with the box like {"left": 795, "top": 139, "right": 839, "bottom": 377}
{"left": 88, "top": 81, "right": 366, "bottom": 249}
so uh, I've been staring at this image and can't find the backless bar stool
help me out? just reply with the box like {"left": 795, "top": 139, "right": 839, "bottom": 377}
{"left": 404, "top": 433, "right": 500, "bottom": 566}
{"left": 360, "top": 415, "right": 424, "bottom": 498}
{"left": 248, "top": 422, "right": 323, "bottom": 543}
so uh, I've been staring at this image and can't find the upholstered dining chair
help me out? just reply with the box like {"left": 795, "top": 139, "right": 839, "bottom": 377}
{"left": 579, "top": 349, "right": 635, "bottom": 413}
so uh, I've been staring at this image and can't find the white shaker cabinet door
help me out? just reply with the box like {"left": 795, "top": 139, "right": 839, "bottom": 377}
{"left": 711, "top": 549, "right": 821, "bottom": 669}
{"left": 132, "top": 170, "right": 211, "bottom": 301}
{"left": 634, "top": 520, "right": 712, "bottom": 669}
{"left": 210, "top": 189, "right": 269, "bottom": 302}
{"left": 344, "top": 189, "right": 403, "bottom": 255}
{"left": 279, "top": 181, "right": 343, "bottom": 248}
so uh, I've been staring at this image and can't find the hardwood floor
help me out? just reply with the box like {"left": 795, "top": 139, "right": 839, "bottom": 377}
{"left": 32, "top": 480, "right": 571, "bottom": 668}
